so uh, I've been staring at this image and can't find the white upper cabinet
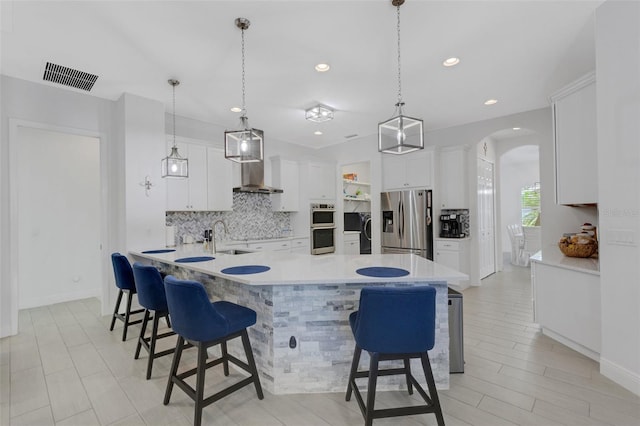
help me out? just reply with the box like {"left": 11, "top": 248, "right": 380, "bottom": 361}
{"left": 382, "top": 149, "right": 434, "bottom": 191}
{"left": 207, "top": 147, "right": 233, "bottom": 211}
{"left": 438, "top": 146, "right": 469, "bottom": 209}
{"left": 166, "top": 141, "right": 208, "bottom": 211}
{"left": 271, "top": 157, "right": 300, "bottom": 211}
{"left": 308, "top": 162, "right": 336, "bottom": 200}
{"left": 167, "top": 139, "right": 234, "bottom": 211}
{"left": 551, "top": 72, "right": 597, "bottom": 205}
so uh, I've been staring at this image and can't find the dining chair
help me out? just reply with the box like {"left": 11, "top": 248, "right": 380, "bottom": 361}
{"left": 521, "top": 226, "right": 542, "bottom": 266}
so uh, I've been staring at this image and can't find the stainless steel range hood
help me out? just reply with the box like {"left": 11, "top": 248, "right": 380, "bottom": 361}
{"left": 233, "top": 162, "right": 283, "bottom": 194}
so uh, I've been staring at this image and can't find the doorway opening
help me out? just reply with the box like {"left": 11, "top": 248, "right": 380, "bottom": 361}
{"left": 13, "top": 126, "right": 102, "bottom": 314}
{"left": 341, "top": 162, "right": 372, "bottom": 255}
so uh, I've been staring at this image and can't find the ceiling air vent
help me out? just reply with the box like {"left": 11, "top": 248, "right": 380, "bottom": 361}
{"left": 344, "top": 134, "right": 359, "bottom": 139}
{"left": 42, "top": 62, "right": 98, "bottom": 91}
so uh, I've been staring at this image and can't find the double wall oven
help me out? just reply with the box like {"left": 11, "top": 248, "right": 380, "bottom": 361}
{"left": 310, "top": 203, "right": 335, "bottom": 254}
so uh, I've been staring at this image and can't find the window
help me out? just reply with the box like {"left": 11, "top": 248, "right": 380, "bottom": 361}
{"left": 521, "top": 182, "right": 541, "bottom": 226}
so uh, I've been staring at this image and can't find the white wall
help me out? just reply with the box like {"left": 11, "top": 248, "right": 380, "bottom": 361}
{"left": 595, "top": 0, "right": 640, "bottom": 396}
{"left": 119, "top": 93, "right": 167, "bottom": 251}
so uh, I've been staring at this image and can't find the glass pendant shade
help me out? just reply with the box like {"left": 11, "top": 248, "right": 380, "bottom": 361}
{"left": 378, "top": 112, "right": 424, "bottom": 154}
{"left": 225, "top": 119, "right": 264, "bottom": 163}
{"left": 161, "top": 146, "right": 189, "bottom": 178}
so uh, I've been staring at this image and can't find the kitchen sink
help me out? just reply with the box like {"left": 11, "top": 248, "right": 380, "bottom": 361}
{"left": 217, "top": 249, "right": 253, "bottom": 255}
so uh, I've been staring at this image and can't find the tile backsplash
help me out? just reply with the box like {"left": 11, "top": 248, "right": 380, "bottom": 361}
{"left": 166, "top": 193, "right": 291, "bottom": 243}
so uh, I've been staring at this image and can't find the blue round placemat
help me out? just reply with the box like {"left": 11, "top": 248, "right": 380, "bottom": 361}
{"left": 142, "top": 249, "right": 176, "bottom": 254}
{"left": 221, "top": 265, "right": 271, "bottom": 275}
{"left": 356, "top": 267, "right": 410, "bottom": 278}
{"left": 175, "top": 256, "right": 215, "bottom": 263}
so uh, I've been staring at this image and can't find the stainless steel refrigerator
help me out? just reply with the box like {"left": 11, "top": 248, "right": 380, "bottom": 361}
{"left": 381, "top": 189, "right": 433, "bottom": 260}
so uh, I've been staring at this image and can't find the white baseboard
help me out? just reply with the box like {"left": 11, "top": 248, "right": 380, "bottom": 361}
{"left": 19, "top": 288, "right": 101, "bottom": 310}
{"left": 600, "top": 357, "right": 640, "bottom": 397}
{"left": 541, "top": 327, "right": 600, "bottom": 361}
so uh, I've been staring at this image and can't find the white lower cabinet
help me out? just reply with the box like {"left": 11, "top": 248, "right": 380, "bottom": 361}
{"left": 532, "top": 260, "right": 600, "bottom": 360}
{"left": 343, "top": 232, "right": 360, "bottom": 255}
{"left": 434, "top": 239, "right": 469, "bottom": 286}
{"left": 290, "top": 237, "right": 310, "bottom": 254}
{"left": 245, "top": 237, "right": 310, "bottom": 253}
{"left": 248, "top": 240, "right": 291, "bottom": 252}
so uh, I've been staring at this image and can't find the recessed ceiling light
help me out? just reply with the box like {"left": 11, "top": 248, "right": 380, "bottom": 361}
{"left": 314, "top": 130, "right": 323, "bottom": 135}
{"left": 230, "top": 107, "right": 242, "bottom": 112}
{"left": 315, "top": 63, "right": 330, "bottom": 72}
{"left": 513, "top": 127, "right": 521, "bottom": 130}
{"left": 442, "top": 57, "right": 460, "bottom": 67}
{"left": 484, "top": 99, "right": 498, "bottom": 105}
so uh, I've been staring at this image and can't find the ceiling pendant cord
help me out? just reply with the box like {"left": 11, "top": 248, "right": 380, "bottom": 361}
{"left": 171, "top": 79, "right": 178, "bottom": 149}
{"left": 240, "top": 23, "right": 247, "bottom": 126}
{"left": 396, "top": 2, "right": 403, "bottom": 111}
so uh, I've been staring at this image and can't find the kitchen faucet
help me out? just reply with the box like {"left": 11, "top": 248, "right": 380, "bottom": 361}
{"left": 211, "top": 219, "right": 229, "bottom": 254}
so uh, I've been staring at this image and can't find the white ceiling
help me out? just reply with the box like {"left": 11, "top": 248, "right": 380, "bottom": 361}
{"left": 0, "top": 0, "right": 603, "bottom": 149}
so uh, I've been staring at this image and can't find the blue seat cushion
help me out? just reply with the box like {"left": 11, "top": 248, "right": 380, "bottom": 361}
{"left": 213, "top": 301, "right": 257, "bottom": 335}
{"left": 164, "top": 276, "right": 257, "bottom": 343}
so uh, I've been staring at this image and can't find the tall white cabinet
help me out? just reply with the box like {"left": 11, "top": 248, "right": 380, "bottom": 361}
{"left": 550, "top": 72, "right": 598, "bottom": 205}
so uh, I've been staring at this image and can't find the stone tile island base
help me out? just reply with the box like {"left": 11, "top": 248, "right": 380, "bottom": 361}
{"left": 147, "top": 261, "right": 449, "bottom": 395}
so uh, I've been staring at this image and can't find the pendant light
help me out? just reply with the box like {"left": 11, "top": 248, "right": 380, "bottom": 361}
{"left": 161, "top": 79, "right": 189, "bottom": 178}
{"left": 378, "top": 0, "right": 424, "bottom": 155}
{"left": 225, "top": 18, "right": 264, "bottom": 163}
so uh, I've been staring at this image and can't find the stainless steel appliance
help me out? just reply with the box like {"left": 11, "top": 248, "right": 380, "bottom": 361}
{"left": 311, "top": 203, "right": 335, "bottom": 254}
{"left": 310, "top": 203, "right": 335, "bottom": 228}
{"left": 381, "top": 189, "right": 433, "bottom": 259}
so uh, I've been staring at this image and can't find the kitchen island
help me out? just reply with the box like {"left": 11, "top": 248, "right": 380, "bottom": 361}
{"left": 130, "top": 245, "right": 467, "bottom": 394}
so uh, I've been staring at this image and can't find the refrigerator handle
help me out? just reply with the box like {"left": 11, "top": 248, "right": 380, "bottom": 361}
{"left": 400, "top": 199, "right": 405, "bottom": 239}
{"left": 398, "top": 199, "right": 402, "bottom": 240}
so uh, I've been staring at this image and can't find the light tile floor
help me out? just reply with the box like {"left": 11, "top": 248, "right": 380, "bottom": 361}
{"left": 1, "top": 263, "right": 639, "bottom": 425}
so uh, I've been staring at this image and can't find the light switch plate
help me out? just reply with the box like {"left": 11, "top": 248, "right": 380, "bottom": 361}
{"left": 606, "top": 228, "right": 637, "bottom": 246}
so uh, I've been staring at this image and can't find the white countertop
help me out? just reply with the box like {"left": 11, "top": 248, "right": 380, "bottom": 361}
{"left": 130, "top": 245, "right": 468, "bottom": 286}
{"left": 530, "top": 244, "right": 600, "bottom": 275}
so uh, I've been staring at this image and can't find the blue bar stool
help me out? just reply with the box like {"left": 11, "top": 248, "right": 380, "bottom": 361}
{"left": 345, "top": 286, "right": 445, "bottom": 426}
{"left": 163, "top": 275, "right": 263, "bottom": 426}
{"left": 109, "top": 253, "right": 145, "bottom": 341}
{"left": 132, "top": 263, "right": 177, "bottom": 379}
